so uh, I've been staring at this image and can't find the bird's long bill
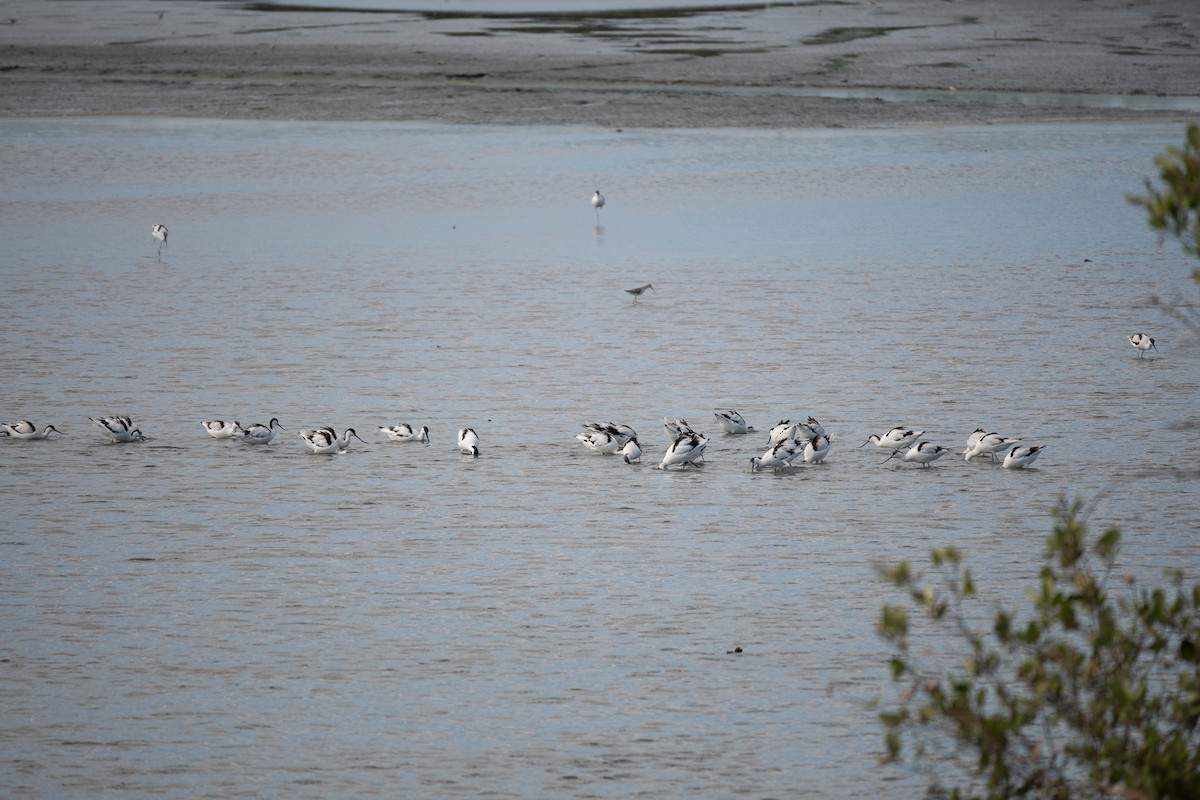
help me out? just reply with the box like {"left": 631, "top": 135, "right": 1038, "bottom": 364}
{"left": 858, "top": 439, "right": 870, "bottom": 448}
{"left": 352, "top": 431, "right": 367, "bottom": 443}
{"left": 882, "top": 451, "right": 899, "bottom": 463}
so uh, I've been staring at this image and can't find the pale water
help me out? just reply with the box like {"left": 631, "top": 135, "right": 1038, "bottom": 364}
{"left": 1, "top": 118, "right": 1198, "bottom": 798}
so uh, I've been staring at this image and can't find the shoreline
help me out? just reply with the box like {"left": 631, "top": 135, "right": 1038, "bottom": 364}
{"left": 1, "top": 0, "right": 1198, "bottom": 128}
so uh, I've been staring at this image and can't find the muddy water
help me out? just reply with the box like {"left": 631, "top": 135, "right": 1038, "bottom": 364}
{"left": 1, "top": 118, "right": 1197, "bottom": 798}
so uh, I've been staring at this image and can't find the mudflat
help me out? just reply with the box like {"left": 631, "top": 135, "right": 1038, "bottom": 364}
{"left": 1, "top": 0, "right": 1197, "bottom": 127}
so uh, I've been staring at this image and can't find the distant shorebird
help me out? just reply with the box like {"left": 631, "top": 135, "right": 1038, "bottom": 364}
{"left": 576, "top": 429, "right": 623, "bottom": 455}
{"left": 582, "top": 422, "right": 637, "bottom": 445}
{"left": 379, "top": 424, "right": 429, "bottom": 443}
{"left": 300, "top": 427, "right": 340, "bottom": 454}
{"left": 625, "top": 283, "right": 655, "bottom": 302}
{"left": 767, "top": 420, "right": 798, "bottom": 446}
{"left": 663, "top": 417, "right": 693, "bottom": 439}
{"left": 659, "top": 432, "right": 707, "bottom": 469}
{"left": 331, "top": 427, "right": 367, "bottom": 452}
{"left": 1002, "top": 444, "right": 1044, "bottom": 470}
{"left": 714, "top": 409, "right": 752, "bottom": 435}
{"left": 803, "top": 434, "right": 831, "bottom": 464}
{"left": 591, "top": 189, "right": 605, "bottom": 222}
{"left": 152, "top": 223, "right": 168, "bottom": 259}
{"left": 964, "top": 431, "right": 1019, "bottom": 462}
{"left": 883, "top": 441, "right": 950, "bottom": 468}
{"left": 3, "top": 420, "right": 64, "bottom": 440}
{"left": 621, "top": 437, "right": 642, "bottom": 464}
{"left": 90, "top": 415, "right": 144, "bottom": 443}
{"left": 861, "top": 427, "right": 924, "bottom": 450}
{"left": 237, "top": 418, "right": 283, "bottom": 445}
{"left": 750, "top": 440, "right": 799, "bottom": 472}
{"left": 1128, "top": 333, "right": 1157, "bottom": 358}
{"left": 202, "top": 420, "right": 242, "bottom": 439}
{"left": 301, "top": 427, "right": 366, "bottom": 454}
{"left": 458, "top": 427, "right": 480, "bottom": 457}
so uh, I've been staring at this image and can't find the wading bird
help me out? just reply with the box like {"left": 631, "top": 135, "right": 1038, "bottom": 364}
{"left": 202, "top": 420, "right": 242, "bottom": 439}
{"left": 750, "top": 440, "right": 799, "bottom": 472}
{"left": 379, "top": 424, "right": 429, "bottom": 443}
{"left": 883, "top": 441, "right": 950, "bottom": 468}
{"left": 625, "top": 283, "right": 655, "bottom": 302}
{"left": 1002, "top": 444, "right": 1044, "bottom": 469}
{"left": 302, "top": 427, "right": 366, "bottom": 454}
{"left": 458, "top": 427, "right": 480, "bottom": 457}
{"left": 1128, "top": 333, "right": 1158, "bottom": 358}
{"left": 714, "top": 409, "right": 752, "bottom": 435}
{"left": 152, "top": 223, "right": 168, "bottom": 258}
{"left": 237, "top": 418, "right": 283, "bottom": 445}
{"left": 861, "top": 427, "right": 924, "bottom": 450}
{"left": 659, "top": 432, "right": 707, "bottom": 469}
{"left": 3, "top": 420, "right": 64, "bottom": 439}
{"left": 90, "top": 415, "right": 144, "bottom": 443}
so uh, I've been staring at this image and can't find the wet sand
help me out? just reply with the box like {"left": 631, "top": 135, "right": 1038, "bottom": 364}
{"left": 1, "top": 0, "right": 1198, "bottom": 128}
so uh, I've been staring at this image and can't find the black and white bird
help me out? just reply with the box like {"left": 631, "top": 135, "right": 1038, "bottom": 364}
{"left": 90, "top": 415, "right": 144, "bottom": 443}
{"left": 861, "top": 427, "right": 924, "bottom": 450}
{"left": 237, "top": 418, "right": 283, "bottom": 445}
{"left": 3, "top": 420, "right": 64, "bottom": 439}
{"left": 576, "top": 429, "right": 623, "bottom": 455}
{"left": 202, "top": 420, "right": 242, "bottom": 439}
{"left": 663, "top": 417, "right": 694, "bottom": 439}
{"left": 1002, "top": 444, "right": 1044, "bottom": 469}
{"left": 1128, "top": 333, "right": 1158, "bottom": 358}
{"left": 458, "top": 427, "right": 480, "bottom": 457}
{"left": 803, "top": 434, "right": 832, "bottom": 464}
{"left": 714, "top": 409, "right": 753, "bottom": 435}
{"left": 301, "top": 427, "right": 366, "bottom": 454}
{"left": 883, "top": 441, "right": 950, "bottom": 467}
{"left": 152, "top": 223, "right": 168, "bottom": 258}
{"left": 379, "top": 423, "right": 429, "bottom": 443}
{"left": 963, "top": 430, "right": 1020, "bottom": 462}
{"left": 658, "top": 432, "right": 707, "bottom": 469}
{"left": 750, "top": 440, "right": 799, "bottom": 472}
{"left": 581, "top": 422, "right": 637, "bottom": 445}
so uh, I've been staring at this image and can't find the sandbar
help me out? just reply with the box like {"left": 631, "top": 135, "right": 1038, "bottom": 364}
{"left": 1, "top": 0, "right": 1197, "bottom": 128}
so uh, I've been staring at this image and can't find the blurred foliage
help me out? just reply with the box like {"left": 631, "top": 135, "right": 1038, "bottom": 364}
{"left": 1129, "top": 123, "right": 1200, "bottom": 339}
{"left": 1131, "top": 124, "right": 1200, "bottom": 265}
{"left": 876, "top": 499, "right": 1200, "bottom": 799}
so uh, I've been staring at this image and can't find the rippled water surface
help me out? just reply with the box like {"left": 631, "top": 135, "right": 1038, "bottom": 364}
{"left": 2, "top": 118, "right": 1198, "bottom": 798}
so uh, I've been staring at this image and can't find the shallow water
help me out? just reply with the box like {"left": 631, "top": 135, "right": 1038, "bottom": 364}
{"left": 1, "top": 118, "right": 1198, "bottom": 798}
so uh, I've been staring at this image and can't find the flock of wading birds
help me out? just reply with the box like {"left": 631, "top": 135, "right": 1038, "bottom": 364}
{"left": 4, "top": 222, "right": 1163, "bottom": 470}
{"left": 2, "top": 335, "right": 1164, "bottom": 469}
{"left": 2, "top": 412, "right": 1051, "bottom": 472}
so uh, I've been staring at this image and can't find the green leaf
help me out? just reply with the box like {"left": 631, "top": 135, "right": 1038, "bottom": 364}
{"left": 884, "top": 729, "right": 901, "bottom": 761}
{"left": 994, "top": 610, "right": 1012, "bottom": 641}
{"left": 881, "top": 605, "right": 908, "bottom": 638}
{"left": 1095, "top": 527, "right": 1121, "bottom": 561}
